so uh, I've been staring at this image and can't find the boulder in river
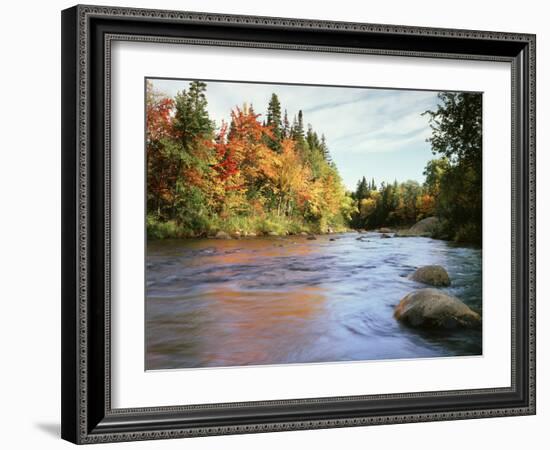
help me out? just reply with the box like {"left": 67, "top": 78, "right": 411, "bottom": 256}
{"left": 396, "top": 217, "right": 440, "bottom": 237}
{"left": 213, "top": 231, "right": 231, "bottom": 239}
{"left": 380, "top": 233, "right": 392, "bottom": 239}
{"left": 409, "top": 265, "right": 450, "bottom": 286}
{"left": 409, "top": 216, "right": 440, "bottom": 234}
{"left": 307, "top": 235, "right": 317, "bottom": 240}
{"left": 378, "top": 227, "right": 393, "bottom": 233}
{"left": 394, "top": 288, "right": 480, "bottom": 329}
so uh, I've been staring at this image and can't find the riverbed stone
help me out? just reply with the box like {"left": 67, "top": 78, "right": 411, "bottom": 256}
{"left": 394, "top": 288, "right": 480, "bottom": 329}
{"left": 409, "top": 265, "right": 451, "bottom": 286}
{"left": 213, "top": 231, "right": 231, "bottom": 239}
{"left": 410, "top": 216, "right": 440, "bottom": 234}
{"left": 396, "top": 216, "right": 440, "bottom": 237}
{"left": 307, "top": 235, "right": 317, "bottom": 240}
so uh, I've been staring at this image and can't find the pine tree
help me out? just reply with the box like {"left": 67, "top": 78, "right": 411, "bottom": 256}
{"left": 290, "top": 115, "right": 298, "bottom": 139}
{"left": 319, "top": 134, "right": 331, "bottom": 163}
{"left": 356, "top": 176, "right": 368, "bottom": 200}
{"left": 265, "top": 93, "right": 283, "bottom": 151}
{"left": 296, "top": 110, "right": 305, "bottom": 139}
{"left": 173, "top": 81, "right": 214, "bottom": 149}
{"left": 282, "top": 109, "right": 290, "bottom": 139}
{"left": 306, "top": 124, "right": 320, "bottom": 151}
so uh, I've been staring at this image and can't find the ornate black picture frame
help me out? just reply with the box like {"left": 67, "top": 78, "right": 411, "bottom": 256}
{"left": 61, "top": 4, "right": 536, "bottom": 444}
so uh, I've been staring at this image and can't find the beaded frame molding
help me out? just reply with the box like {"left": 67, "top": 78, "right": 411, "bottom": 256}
{"left": 61, "top": 4, "right": 536, "bottom": 444}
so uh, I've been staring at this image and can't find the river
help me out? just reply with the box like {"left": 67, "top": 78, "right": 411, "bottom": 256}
{"left": 146, "top": 232, "right": 482, "bottom": 370}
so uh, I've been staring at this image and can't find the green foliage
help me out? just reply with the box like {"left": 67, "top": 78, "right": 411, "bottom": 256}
{"left": 265, "top": 93, "right": 283, "bottom": 152}
{"left": 147, "top": 216, "right": 189, "bottom": 239}
{"left": 351, "top": 92, "right": 482, "bottom": 244}
{"left": 173, "top": 81, "right": 214, "bottom": 148}
{"left": 424, "top": 92, "right": 482, "bottom": 244}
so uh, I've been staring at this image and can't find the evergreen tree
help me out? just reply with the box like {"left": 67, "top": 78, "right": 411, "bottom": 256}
{"left": 290, "top": 115, "right": 298, "bottom": 138}
{"left": 306, "top": 124, "right": 320, "bottom": 152}
{"left": 355, "top": 176, "right": 369, "bottom": 200}
{"left": 289, "top": 111, "right": 307, "bottom": 158}
{"left": 291, "top": 110, "right": 305, "bottom": 140}
{"left": 297, "top": 110, "right": 305, "bottom": 139}
{"left": 266, "top": 93, "right": 283, "bottom": 152}
{"left": 319, "top": 134, "right": 331, "bottom": 163}
{"left": 282, "top": 109, "right": 290, "bottom": 138}
{"left": 173, "top": 81, "right": 214, "bottom": 149}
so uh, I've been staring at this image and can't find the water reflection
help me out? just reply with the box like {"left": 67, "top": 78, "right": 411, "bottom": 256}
{"left": 146, "top": 233, "right": 482, "bottom": 370}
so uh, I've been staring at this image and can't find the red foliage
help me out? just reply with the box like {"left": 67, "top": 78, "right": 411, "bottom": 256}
{"left": 146, "top": 97, "right": 174, "bottom": 142}
{"left": 213, "top": 122, "right": 239, "bottom": 182}
{"left": 212, "top": 108, "right": 273, "bottom": 189}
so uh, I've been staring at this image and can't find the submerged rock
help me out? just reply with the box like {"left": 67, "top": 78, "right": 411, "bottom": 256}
{"left": 394, "top": 288, "right": 480, "bottom": 329}
{"left": 409, "top": 265, "right": 451, "bottom": 287}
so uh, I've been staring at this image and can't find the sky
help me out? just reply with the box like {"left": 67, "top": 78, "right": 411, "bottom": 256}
{"left": 149, "top": 78, "right": 442, "bottom": 191}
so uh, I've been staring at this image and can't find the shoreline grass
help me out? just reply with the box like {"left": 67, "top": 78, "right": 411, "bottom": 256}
{"left": 147, "top": 214, "right": 349, "bottom": 240}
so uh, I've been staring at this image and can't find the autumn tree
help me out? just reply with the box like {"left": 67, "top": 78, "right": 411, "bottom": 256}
{"left": 145, "top": 82, "right": 175, "bottom": 217}
{"left": 146, "top": 81, "right": 359, "bottom": 238}
{"left": 263, "top": 139, "right": 310, "bottom": 216}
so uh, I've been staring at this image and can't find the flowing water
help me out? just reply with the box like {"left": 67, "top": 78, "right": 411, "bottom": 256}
{"left": 146, "top": 233, "right": 482, "bottom": 370}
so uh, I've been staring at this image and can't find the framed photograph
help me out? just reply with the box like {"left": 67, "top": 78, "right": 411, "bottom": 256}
{"left": 61, "top": 4, "right": 536, "bottom": 444}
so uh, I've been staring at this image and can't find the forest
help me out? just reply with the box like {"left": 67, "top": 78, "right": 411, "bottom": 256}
{"left": 146, "top": 81, "right": 482, "bottom": 244}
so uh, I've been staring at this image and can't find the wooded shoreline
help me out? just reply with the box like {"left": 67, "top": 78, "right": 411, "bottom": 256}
{"left": 146, "top": 81, "right": 482, "bottom": 245}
